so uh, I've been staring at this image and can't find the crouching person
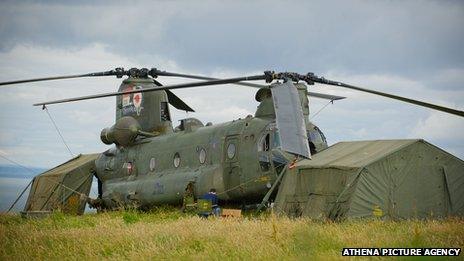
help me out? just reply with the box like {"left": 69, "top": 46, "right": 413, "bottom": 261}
{"left": 199, "top": 188, "right": 221, "bottom": 217}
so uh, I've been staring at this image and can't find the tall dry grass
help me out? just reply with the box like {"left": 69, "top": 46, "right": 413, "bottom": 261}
{"left": 1, "top": 208, "right": 463, "bottom": 260}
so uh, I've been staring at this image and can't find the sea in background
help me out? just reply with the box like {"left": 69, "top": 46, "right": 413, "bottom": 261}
{"left": 0, "top": 165, "right": 98, "bottom": 213}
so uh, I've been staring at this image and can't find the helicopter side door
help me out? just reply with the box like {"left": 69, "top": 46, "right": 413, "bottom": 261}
{"left": 223, "top": 135, "right": 243, "bottom": 198}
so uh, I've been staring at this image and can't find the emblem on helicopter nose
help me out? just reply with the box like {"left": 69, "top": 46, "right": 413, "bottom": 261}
{"left": 121, "top": 85, "right": 143, "bottom": 116}
{"left": 122, "top": 86, "right": 132, "bottom": 107}
{"left": 132, "top": 86, "right": 143, "bottom": 116}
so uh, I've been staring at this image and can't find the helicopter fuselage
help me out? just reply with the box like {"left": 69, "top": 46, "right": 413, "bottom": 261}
{"left": 95, "top": 115, "right": 282, "bottom": 208}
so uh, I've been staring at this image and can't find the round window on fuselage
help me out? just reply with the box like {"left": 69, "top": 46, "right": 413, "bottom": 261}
{"left": 227, "top": 143, "right": 236, "bottom": 159}
{"left": 173, "top": 152, "right": 181, "bottom": 168}
{"left": 199, "top": 148, "right": 206, "bottom": 164}
{"left": 149, "top": 157, "right": 156, "bottom": 171}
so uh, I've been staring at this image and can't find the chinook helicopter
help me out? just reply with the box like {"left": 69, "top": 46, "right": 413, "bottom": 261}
{"left": 1, "top": 68, "right": 463, "bottom": 215}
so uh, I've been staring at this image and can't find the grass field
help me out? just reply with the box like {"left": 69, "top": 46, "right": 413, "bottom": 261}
{"left": 1, "top": 208, "right": 463, "bottom": 260}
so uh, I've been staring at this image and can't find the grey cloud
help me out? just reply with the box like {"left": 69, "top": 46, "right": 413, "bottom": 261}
{"left": 0, "top": 1, "right": 463, "bottom": 77}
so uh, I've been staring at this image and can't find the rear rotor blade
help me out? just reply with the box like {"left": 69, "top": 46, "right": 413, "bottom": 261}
{"left": 153, "top": 79, "right": 195, "bottom": 112}
{"left": 152, "top": 69, "right": 346, "bottom": 101}
{"left": 34, "top": 74, "right": 267, "bottom": 106}
{"left": 165, "top": 89, "right": 195, "bottom": 112}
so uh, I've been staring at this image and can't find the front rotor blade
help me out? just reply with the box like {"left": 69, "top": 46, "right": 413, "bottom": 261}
{"left": 0, "top": 74, "right": 91, "bottom": 86}
{"left": 271, "top": 81, "right": 311, "bottom": 159}
{"left": 34, "top": 74, "right": 266, "bottom": 106}
{"left": 311, "top": 77, "right": 464, "bottom": 117}
{"left": 0, "top": 69, "right": 123, "bottom": 86}
{"left": 307, "top": 91, "right": 345, "bottom": 101}
{"left": 153, "top": 69, "right": 346, "bottom": 101}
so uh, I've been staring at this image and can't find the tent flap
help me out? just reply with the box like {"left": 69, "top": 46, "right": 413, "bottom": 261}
{"left": 23, "top": 153, "right": 99, "bottom": 215}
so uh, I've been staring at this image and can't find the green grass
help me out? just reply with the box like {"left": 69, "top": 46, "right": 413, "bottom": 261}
{"left": 0, "top": 208, "right": 463, "bottom": 260}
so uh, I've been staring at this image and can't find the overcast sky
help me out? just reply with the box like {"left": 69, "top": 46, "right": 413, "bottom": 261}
{"left": 0, "top": 0, "right": 463, "bottom": 168}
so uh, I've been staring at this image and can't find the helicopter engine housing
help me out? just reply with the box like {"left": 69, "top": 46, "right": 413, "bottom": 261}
{"left": 100, "top": 116, "right": 141, "bottom": 147}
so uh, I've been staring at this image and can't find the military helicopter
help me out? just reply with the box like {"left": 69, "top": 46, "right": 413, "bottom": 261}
{"left": 1, "top": 68, "right": 463, "bottom": 215}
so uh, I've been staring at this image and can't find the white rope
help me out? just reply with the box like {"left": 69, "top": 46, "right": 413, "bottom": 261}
{"left": 43, "top": 106, "right": 74, "bottom": 157}
{"left": 0, "top": 153, "right": 36, "bottom": 213}
{"left": 309, "top": 100, "right": 333, "bottom": 120}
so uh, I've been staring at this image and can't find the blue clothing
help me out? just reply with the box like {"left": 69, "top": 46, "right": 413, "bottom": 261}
{"left": 201, "top": 192, "right": 218, "bottom": 206}
{"left": 212, "top": 206, "right": 221, "bottom": 216}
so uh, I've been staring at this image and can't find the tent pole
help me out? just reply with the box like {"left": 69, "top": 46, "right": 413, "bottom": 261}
{"left": 257, "top": 166, "right": 287, "bottom": 211}
{"left": 6, "top": 179, "right": 33, "bottom": 213}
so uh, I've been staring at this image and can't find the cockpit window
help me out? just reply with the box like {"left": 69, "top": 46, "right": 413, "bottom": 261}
{"left": 314, "top": 126, "right": 327, "bottom": 144}
{"left": 308, "top": 126, "right": 326, "bottom": 144}
{"left": 258, "top": 133, "right": 270, "bottom": 152}
{"left": 307, "top": 126, "right": 328, "bottom": 154}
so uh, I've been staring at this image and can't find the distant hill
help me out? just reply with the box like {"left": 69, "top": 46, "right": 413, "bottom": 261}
{"left": 0, "top": 165, "right": 46, "bottom": 179}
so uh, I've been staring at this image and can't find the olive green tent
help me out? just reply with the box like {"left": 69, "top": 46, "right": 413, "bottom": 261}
{"left": 23, "top": 154, "right": 99, "bottom": 215}
{"left": 274, "top": 140, "right": 464, "bottom": 220}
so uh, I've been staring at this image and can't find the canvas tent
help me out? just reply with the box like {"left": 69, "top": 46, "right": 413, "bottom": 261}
{"left": 23, "top": 154, "right": 99, "bottom": 215}
{"left": 274, "top": 140, "right": 464, "bottom": 220}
